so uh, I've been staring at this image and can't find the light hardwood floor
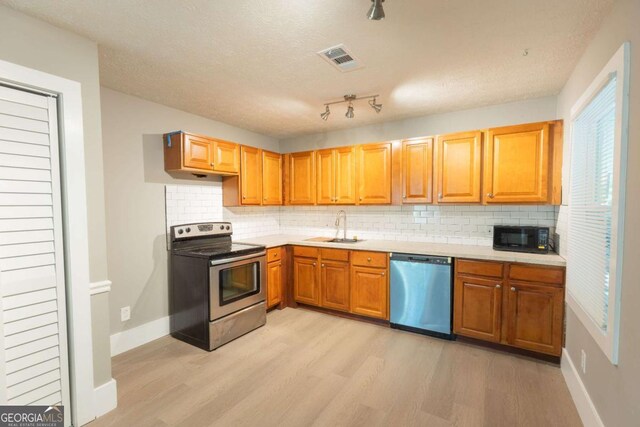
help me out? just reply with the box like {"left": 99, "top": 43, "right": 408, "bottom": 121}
{"left": 90, "top": 308, "right": 582, "bottom": 427}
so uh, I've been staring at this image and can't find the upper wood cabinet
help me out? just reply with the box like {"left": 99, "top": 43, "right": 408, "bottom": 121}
{"left": 316, "top": 147, "right": 356, "bottom": 205}
{"left": 286, "top": 151, "right": 316, "bottom": 205}
{"left": 358, "top": 142, "right": 392, "bottom": 204}
{"left": 484, "top": 122, "right": 550, "bottom": 204}
{"left": 262, "top": 150, "right": 283, "bottom": 205}
{"left": 164, "top": 131, "right": 240, "bottom": 176}
{"left": 239, "top": 146, "right": 262, "bottom": 205}
{"left": 402, "top": 138, "right": 433, "bottom": 204}
{"left": 436, "top": 131, "right": 483, "bottom": 203}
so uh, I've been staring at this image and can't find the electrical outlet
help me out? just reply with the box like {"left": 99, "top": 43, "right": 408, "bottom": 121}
{"left": 120, "top": 306, "right": 131, "bottom": 322}
{"left": 580, "top": 349, "right": 587, "bottom": 374}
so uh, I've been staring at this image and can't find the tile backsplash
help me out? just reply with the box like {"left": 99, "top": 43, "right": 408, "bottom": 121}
{"left": 165, "top": 183, "right": 557, "bottom": 246}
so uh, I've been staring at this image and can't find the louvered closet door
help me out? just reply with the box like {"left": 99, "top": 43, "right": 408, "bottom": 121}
{"left": 0, "top": 84, "right": 71, "bottom": 418}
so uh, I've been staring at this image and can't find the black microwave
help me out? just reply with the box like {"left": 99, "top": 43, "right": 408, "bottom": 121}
{"left": 493, "top": 226, "right": 550, "bottom": 254}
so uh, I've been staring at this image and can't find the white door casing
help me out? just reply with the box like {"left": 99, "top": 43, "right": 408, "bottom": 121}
{"left": 0, "top": 59, "right": 95, "bottom": 426}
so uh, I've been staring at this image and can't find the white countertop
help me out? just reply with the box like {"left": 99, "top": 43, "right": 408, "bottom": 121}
{"left": 237, "top": 234, "right": 566, "bottom": 267}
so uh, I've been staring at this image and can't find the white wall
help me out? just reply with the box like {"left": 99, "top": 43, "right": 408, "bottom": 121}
{"left": 280, "top": 96, "right": 557, "bottom": 152}
{"left": 555, "top": 0, "right": 640, "bottom": 425}
{"left": 0, "top": 5, "right": 111, "bottom": 387}
{"left": 101, "top": 88, "right": 279, "bottom": 335}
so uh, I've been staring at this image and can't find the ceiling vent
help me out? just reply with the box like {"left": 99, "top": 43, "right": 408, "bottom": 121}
{"left": 317, "top": 44, "right": 363, "bottom": 72}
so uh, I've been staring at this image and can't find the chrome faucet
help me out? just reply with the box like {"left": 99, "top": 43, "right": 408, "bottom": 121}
{"left": 335, "top": 210, "right": 347, "bottom": 240}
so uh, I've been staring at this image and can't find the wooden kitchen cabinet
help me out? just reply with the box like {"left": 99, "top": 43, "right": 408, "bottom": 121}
{"left": 453, "top": 274, "right": 503, "bottom": 343}
{"left": 320, "top": 260, "right": 350, "bottom": 312}
{"left": 316, "top": 147, "right": 356, "bottom": 205}
{"left": 357, "top": 142, "right": 392, "bottom": 204}
{"left": 262, "top": 150, "right": 283, "bottom": 205}
{"left": 286, "top": 151, "right": 316, "bottom": 205}
{"left": 350, "top": 265, "right": 388, "bottom": 320}
{"left": 484, "top": 122, "right": 550, "bottom": 203}
{"left": 240, "top": 146, "right": 262, "bottom": 205}
{"left": 454, "top": 258, "right": 565, "bottom": 356}
{"left": 506, "top": 281, "right": 564, "bottom": 355}
{"left": 267, "top": 259, "right": 283, "bottom": 308}
{"left": 164, "top": 131, "right": 240, "bottom": 176}
{"left": 436, "top": 131, "right": 482, "bottom": 203}
{"left": 293, "top": 254, "right": 320, "bottom": 306}
{"left": 402, "top": 137, "right": 433, "bottom": 204}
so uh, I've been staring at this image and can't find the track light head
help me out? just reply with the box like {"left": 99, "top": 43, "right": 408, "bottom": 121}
{"left": 345, "top": 103, "right": 355, "bottom": 119}
{"left": 320, "top": 105, "right": 330, "bottom": 121}
{"left": 369, "top": 97, "right": 382, "bottom": 113}
{"left": 367, "top": 0, "right": 385, "bottom": 21}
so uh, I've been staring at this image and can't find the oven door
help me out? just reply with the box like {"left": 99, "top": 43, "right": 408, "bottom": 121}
{"left": 209, "top": 252, "right": 266, "bottom": 320}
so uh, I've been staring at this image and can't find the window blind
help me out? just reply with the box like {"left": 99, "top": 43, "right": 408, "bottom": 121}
{"left": 567, "top": 76, "right": 617, "bottom": 331}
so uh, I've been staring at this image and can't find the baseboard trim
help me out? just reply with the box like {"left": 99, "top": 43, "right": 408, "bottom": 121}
{"left": 94, "top": 378, "right": 117, "bottom": 418}
{"left": 561, "top": 350, "right": 605, "bottom": 427}
{"left": 110, "top": 316, "right": 170, "bottom": 356}
{"left": 89, "top": 280, "right": 112, "bottom": 295}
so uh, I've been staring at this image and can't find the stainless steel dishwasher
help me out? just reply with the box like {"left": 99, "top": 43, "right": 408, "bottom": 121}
{"left": 390, "top": 253, "right": 454, "bottom": 339}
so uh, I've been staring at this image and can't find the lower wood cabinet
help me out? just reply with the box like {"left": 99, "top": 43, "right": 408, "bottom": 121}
{"left": 320, "top": 260, "right": 350, "bottom": 312}
{"left": 291, "top": 247, "right": 388, "bottom": 320}
{"left": 293, "top": 255, "right": 320, "bottom": 306}
{"left": 454, "top": 258, "right": 565, "bottom": 356}
{"left": 350, "top": 266, "right": 388, "bottom": 320}
{"left": 266, "top": 247, "right": 283, "bottom": 309}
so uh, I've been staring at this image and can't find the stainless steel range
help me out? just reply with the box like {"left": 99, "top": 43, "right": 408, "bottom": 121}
{"left": 169, "top": 222, "right": 266, "bottom": 351}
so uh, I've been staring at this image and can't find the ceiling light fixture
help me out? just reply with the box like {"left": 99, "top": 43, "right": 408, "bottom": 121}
{"left": 369, "top": 97, "right": 382, "bottom": 113}
{"left": 319, "top": 94, "right": 382, "bottom": 121}
{"left": 320, "top": 105, "right": 331, "bottom": 121}
{"left": 367, "top": 0, "right": 385, "bottom": 20}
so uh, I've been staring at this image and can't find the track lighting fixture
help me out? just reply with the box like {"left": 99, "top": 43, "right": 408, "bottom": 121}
{"left": 320, "top": 105, "right": 330, "bottom": 121}
{"left": 367, "top": 0, "right": 385, "bottom": 21}
{"left": 369, "top": 97, "right": 382, "bottom": 113}
{"left": 319, "top": 94, "right": 382, "bottom": 121}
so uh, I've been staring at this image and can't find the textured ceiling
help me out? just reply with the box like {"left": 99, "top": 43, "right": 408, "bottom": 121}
{"left": 2, "top": 0, "right": 613, "bottom": 138}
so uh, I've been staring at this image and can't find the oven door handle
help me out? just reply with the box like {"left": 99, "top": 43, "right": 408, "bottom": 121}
{"left": 210, "top": 251, "right": 266, "bottom": 266}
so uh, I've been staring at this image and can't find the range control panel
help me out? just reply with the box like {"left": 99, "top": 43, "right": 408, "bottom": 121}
{"left": 171, "top": 222, "right": 232, "bottom": 240}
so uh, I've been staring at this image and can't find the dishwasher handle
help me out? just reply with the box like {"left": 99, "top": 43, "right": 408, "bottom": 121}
{"left": 390, "top": 253, "right": 452, "bottom": 265}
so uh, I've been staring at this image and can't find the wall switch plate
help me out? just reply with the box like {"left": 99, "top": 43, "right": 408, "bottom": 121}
{"left": 580, "top": 349, "right": 587, "bottom": 374}
{"left": 121, "top": 306, "right": 131, "bottom": 322}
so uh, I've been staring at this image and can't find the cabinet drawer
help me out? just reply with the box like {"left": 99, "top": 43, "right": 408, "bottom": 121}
{"left": 293, "top": 246, "right": 319, "bottom": 258}
{"left": 320, "top": 248, "right": 349, "bottom": 262}
{"left": 267, "top": 247, "right": 282, "bottom": 263}
{"left": 509, "top": 264, "right": 564, "bottom": 286}
{"left": 351, "top": 251, "right": 387, "bottom": 268}
{"left": 456, "top": 259, "right": 504, "bottom": 278}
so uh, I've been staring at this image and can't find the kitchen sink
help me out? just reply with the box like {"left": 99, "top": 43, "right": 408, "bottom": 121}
{"left": 328, "top": 238, "right": 362, "bottom": 244}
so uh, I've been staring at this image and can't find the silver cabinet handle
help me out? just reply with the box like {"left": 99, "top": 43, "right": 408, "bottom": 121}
{"left": 242, "top": 196, "right": 246, "bottom": 199}
{"left": 487, "top": 193, "right": 495, "bottom": 198}
{"left": 510, "top": 287, "right": 516, "bottom": 291}
{"left": 496, "top": 284, "right": 501, "bottom": 289}
{"left": 367, "top": 257, "right": 372, "bottom": 262}
{"left": 359, "top": 197, "right": 363, "bottom": 201}
{"left": 313, "top": 262, "right": 317, "bottom": 266}
{"left": 438, "top": 193, "right": 443, "bottom": 199}
{"left": 321, "top": 263, "right": 325, "bottom": 267}
{"left": 210, "top": 162, "right": 215, "bottom": 168}
{"left": 402, "top": 195, "right": 407, "bottom": 199}
{"left": 381, "top": 272, "right": 385, "bottom": 276}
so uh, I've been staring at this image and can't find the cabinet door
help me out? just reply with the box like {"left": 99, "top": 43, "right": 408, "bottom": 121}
{"left": 335, "top": 146, "right": 357, "bottom": 204}
{"left": 320, "top": 261, "right": 350, "bottom": 312}
{"left": 350, "top": 266, "right": 388, "bottom": 319}
{"left": 213, "top": 139, "right": 240, "bottom": 174}
{"left": 402, "top": 138, "right": 433, "bottom": 203}
{"left": 183, "top": 134, "right": 213, "bottom": 170}
{"left": 484, "top": 123, "right": 550, "bottom": 203}
{"left": 293, "top": 257, "right": 320, "bottom": 306}
{"left": 506, "top": 282, "right": 564, "bottom": 356}
{"left": 267, "top": 260, "right": 282, "bottom": 308}
{"left": 453, "top": 275, "right": 502, "bottom": 342}
{"left": 436, "top": 131, "right": 482, "bottom": 203}
{"left": 358, "top": 142, "right": 392, "bottom": 204}
{"left": 316, "top": 149, "right": 335, "bottom": 204}
{"left": 262, "top": 150, "right": 282, "bottom": 205}
{"left": 240, "top": 146, "right": 262, "bottom": 205}
{"left": 289, "top": 151, "right": 316, "bottom": 205}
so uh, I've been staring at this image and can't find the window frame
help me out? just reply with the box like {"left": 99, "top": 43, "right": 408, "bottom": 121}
{"left": 567, "top": 42, "right": 630, "bottom": 364}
